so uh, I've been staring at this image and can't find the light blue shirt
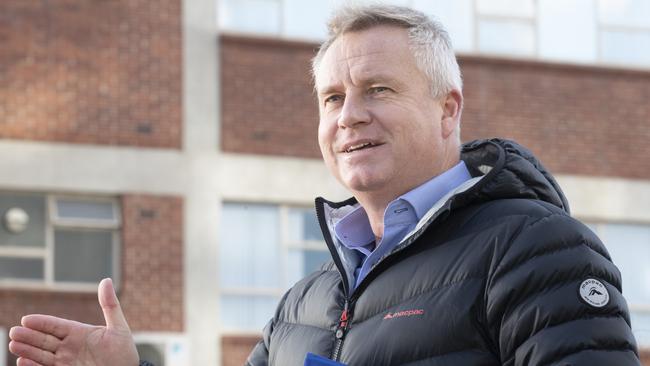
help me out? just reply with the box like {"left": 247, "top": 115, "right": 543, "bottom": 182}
{"left": 334, "top": 161, "right": 472, "bottom": 288}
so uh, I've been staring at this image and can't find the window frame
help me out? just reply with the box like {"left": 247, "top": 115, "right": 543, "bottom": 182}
{"left": 219, "top": 202, "right": 330, "bottom": 334}
{"left": 133, "top": 332, "right": 189, "bottom": 366}
{"left": 0, "top": 192, "right": 121, "bottom": 292}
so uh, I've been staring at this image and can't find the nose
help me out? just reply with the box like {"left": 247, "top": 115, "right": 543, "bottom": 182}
{"left": 337, "top": 93, "right": 371, "bottom": 129}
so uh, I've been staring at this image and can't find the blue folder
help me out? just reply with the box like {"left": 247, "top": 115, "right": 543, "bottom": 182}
{"left": 304, "top": 353, "right": 347, "bottom": 366}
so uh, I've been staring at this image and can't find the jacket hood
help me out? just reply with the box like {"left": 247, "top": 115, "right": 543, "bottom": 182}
{"left": 457, "top": 138, "right": 570, "bottom": 214}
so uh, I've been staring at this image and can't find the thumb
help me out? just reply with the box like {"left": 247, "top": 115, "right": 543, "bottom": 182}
{"left": 98, "top": 278, "right": 131, "bottom": 332}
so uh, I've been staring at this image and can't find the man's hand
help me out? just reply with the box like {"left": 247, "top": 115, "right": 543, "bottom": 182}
{"left": 8, "top": 278, "right": 139, "bottom": 366}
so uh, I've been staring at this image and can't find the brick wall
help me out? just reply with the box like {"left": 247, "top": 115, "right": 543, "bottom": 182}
{"left": 0, "top": 0, "right": 182, "bottom": 148}
{"left": 220, "top": 34, "right": 650, "bottom": 180}
{"left": 220, "top": 36, "right": 321, "bottom": 157}
{"left": 222, "top": 335, "right": 260, "bottom": 366}
{"left": 120, "top": 194, "right": 184, "bottom": 332}
{"left": 460, "top": 56, "right": 650, "bottom": 180}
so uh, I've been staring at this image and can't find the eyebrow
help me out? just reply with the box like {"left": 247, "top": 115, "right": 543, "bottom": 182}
{"left": 316, "top": 81, "right": 339, "bottom": 95}
{"left": 317, "top": 74, "right": 403, "bottom": 97}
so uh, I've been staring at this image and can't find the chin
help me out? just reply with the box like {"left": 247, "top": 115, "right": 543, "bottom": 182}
{"left": 341, "top": 174, "right": 390, "bottom": 194}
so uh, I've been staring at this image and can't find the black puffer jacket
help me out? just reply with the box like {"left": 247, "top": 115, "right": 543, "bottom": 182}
{"left": 246, "top": 139, "right": 640, "bottom": 366}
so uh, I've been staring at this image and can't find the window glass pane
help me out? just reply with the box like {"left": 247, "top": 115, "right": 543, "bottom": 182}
{"left": 0, "top": 257, "right": 44, "bottom": 279}
{"left": 287, "top": 249, "right": 331, "bottom": 286}
{"left": 220, "top": 295, "right": 279, "bottom": 330}
{"left": 600, "top": 30, "right": 650, "bottom": 66}
{"left": 477, "top": 0, "right": 535, "bottom": 17}
{"left": 413, "top": 0, "right": 475, "bottom": 52}
{"left": 0, "top": 193, "right": 46, "bottom": 247}
{"left": 136, "top": 343, "right": 165, "bottom": 366}
{"left": 55, "top": 199, "right": 115, "bottom": 221}
{"left": 283, "top": 0, "right": 330, "bottom": 40}
{"left": 219, "top": 203, "right": 281, "bottom": 288}
{"left": 288, "top": 208, "right": 322, "bottom": 242}
{"left": 218, "top": 0, "right": 280, "bottom": 35}
{"left": 538, "top": 0, "right": 597, "bottom": 62}
{"left": 54, "top": 230, "right": 113, "bottom": 283}
{"left": 600, "top": 224, "right": 650, "bottom": 304}
{"left": 478, "top": 20, "right": 536, "bottom": 56}
{"left": 599, "top": 0, "right": 650, "bottom": 28}
{"left": 631, "top": 312, "right": 650, "bottom": 347}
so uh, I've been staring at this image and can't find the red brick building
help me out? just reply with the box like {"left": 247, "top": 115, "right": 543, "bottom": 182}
{"left": 1, "top": 1, "right": 649, "bottom": 365}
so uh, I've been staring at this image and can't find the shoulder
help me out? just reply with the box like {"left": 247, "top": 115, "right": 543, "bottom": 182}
{"left": 273, "top": 264, "right": 343, "bottom": 322}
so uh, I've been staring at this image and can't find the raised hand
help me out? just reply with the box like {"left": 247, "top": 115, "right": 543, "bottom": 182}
{"left": 8, "top": 278, "right": 139, "bottom": 366}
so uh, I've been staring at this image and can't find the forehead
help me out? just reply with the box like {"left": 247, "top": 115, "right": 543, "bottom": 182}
{"left": 315, "top": 25, "right": 418, "bottom": 90}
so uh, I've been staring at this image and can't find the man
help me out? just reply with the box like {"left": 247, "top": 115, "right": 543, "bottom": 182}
{"left": 8, "top": 4, "right": 640, "bottom": 366}
{"left": 246, "top": 5, "right": 640, "bottom": 366}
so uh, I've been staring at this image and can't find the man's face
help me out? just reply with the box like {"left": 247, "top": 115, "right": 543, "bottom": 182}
{"left": 316, "top": 25, "right": 458, "bottom": 198}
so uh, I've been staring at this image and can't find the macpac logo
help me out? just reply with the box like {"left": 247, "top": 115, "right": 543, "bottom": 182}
{"left": 383, "top": 309, "right": 425, "bottom": 320}
{"left": 579, "top": 278, "right": 610, "bottom": 308}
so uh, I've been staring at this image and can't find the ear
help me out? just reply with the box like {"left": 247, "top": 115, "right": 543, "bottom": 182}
{"left": 440, "top": 89, "right": 463, "bottom": 138}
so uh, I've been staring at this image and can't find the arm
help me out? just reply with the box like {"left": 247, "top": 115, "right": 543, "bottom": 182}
{"left": 8, "top": 278, "right": 140, "bottom": 366}
{"left": 486, "top": 213, "right": 640, "bottom": 366}
{"left": 245, "top": 319, "right": 273, "bottom": 366}
{"left": 245, "top": 287, "right": 294, "bottom": 366}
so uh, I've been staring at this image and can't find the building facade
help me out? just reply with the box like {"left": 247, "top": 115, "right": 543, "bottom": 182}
{"left": 0, "top": 0, "right": 649, "bottom": 365}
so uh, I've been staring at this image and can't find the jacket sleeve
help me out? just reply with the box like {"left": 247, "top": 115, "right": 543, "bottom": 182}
{"left": 245, "top": 288, "right": 293, "bottom": 366}
{"left": 485, "top": 212, "right": 641, "bottom": 366}
{"left": 245, "top": 319, "right": 273, "bottom": 366}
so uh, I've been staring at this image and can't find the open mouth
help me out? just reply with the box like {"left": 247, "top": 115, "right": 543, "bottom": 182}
{"left": 344, "top": 142, "right": 379, "bottom": 153}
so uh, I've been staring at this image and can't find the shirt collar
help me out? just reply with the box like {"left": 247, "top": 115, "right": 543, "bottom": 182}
{"left": 400, "top": 161, "right": 472, "bottom": 220}
{"left": 334, "top": 161, "right": 472, "bottom": 248}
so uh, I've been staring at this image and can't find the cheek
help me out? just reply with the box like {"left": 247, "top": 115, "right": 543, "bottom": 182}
{"left": 317, "top": 122, "right": 336, "bottom": 159}
{"left": 317, "top": 118, "right": 336, "bottom": 145}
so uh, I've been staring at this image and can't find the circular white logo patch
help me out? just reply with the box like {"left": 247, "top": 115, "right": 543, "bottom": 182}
{"left": 579, "top": 278, "right": 610, "bottom": 308}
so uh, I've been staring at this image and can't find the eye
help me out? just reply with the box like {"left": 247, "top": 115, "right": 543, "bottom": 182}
{"left": 369, "top": 86, "right": 391, "bottom": 94}
{"left": 324, "top": 94, "right": 344, "bottom": 105}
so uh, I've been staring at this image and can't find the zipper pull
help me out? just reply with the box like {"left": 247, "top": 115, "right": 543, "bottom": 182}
{"left": 331, "top": 301, "right": 352, "bottom": 361}
{"left": 335, "top": 303, "right": 349, "bottom": 339}
{"left": 336, "top": 311, "right": 347, "bottom": 338}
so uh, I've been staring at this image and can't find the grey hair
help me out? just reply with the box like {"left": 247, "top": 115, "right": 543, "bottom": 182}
{"left": 311, "top": 4, "right": 463, "bottom": 98}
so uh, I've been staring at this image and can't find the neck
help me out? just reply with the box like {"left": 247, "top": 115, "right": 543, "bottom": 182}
{"left": 353, "top": 154, "right": 461, "bottom": 239}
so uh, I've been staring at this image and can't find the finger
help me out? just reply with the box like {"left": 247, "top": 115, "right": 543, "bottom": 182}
{"left": 8, "top": 341, "right": 54, "bottom": 366}
{"left": 98, "top": 278, "right": 130, "bottom": 331}
{"left": 9, "top": 326, "right": 61, "bottom": 353}
{"left": 17, "top": 357, "right": 45, "bottom": 366}
{"left": 21, "top": 315, "right": 71, "bottom": 339}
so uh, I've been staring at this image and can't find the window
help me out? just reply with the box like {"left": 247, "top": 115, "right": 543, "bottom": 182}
{"left": 600, "top": 30, "right": 650, "bottom": 66}
{"left": 597, "top": 0, "right": 650, "bottom": 67}
{"left": 598, "top": 0, "right": 650, "bottom": 28}
{"left": 587, "top": 222, "right": 650, "bottom": 347}
{"left": 219, "top": 203, "right": 330, "bottom": 332}
{"left": 0, "top": 192, "right": 120, "bottom": 290}
{"left": 412, "top": 0, "right": 475, "bottom": 52}
{"left": 477, "top": 19, "right": 536, "bottom": 56}
{"left": 537, "top": 0, "right": 597, "bottom": 62}
{"left": 133, "top": 333, "right": 189, "bottom": 366}
{"left": 218, "top": 0, "right": 281, "bottom": 35}
{"left": 475, "top": 0, "right": 537, "bottom": 57}
{"left": 476, "top": 0, "right": 536, "bottom": 17}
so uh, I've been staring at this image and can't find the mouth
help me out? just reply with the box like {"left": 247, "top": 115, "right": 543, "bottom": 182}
{"left": 341, "top": 141, "right": 383, "bottom": 153}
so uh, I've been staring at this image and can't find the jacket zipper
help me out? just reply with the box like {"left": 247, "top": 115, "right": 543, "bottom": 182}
{"left": 315, "top": 197, "right": 457, "bottom": 362}
{"left": 331, "top": 300, "right": 351, "bottom": 361}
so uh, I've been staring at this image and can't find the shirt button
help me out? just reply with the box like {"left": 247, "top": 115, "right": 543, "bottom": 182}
{"left": 394, "top": 207, "right": 408, "bottom": 214}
